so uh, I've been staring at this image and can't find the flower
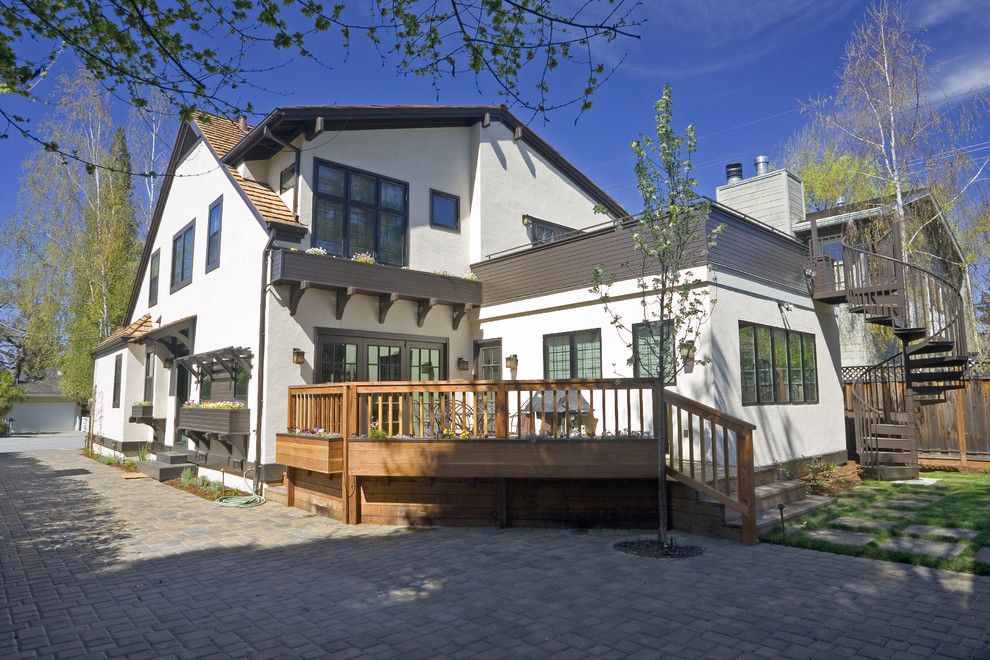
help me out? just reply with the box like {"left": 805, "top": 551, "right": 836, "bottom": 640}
{"left": 351, "top": 252, "right": 375, "bottom": 264}
{"left": 305, "top": 247, "right": 327, "bottom": 255}
{"left": 183, "top": 400, "right": 246, "bottom": 410}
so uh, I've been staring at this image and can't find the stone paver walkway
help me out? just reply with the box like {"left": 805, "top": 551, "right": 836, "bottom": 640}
{"left": 3, "top": 450, "right": 990, "bottom": 658}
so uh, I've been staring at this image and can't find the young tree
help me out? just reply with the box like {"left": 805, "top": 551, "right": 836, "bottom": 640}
{"left": 1, "top": 0, "right": 643, "bottom": 167}
{"left": 592, "top": 85, "right": 717, "bottom": 547}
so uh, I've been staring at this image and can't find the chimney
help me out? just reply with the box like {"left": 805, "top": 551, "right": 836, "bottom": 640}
{"left": 237, "top": 116, "right": 250, "bottom": 134}
{"left": 754, "top": 155, "right": 770, "bottom": 176}
{"left": 725, "top": 162, "right": 743, "bottom": 184}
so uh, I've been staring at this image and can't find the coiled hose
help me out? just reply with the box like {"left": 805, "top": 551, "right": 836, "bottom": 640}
{"left": 215, "top": 494, "right": 265, "bottom": 508}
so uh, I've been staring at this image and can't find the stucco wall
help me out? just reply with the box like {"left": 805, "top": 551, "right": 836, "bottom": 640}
{"left": 91, "top": 344, "right": 147, "bottom": 442}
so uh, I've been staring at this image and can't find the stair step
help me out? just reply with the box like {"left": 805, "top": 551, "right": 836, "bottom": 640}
{"left": 137, "top": 460, "right": 197, "bottom": 482}
{"left": 907, "top": 356, "right": 969, "bottom": 368}
{"left": 893, "top": 326, "right": 926, "bottom": 340}
{"left": 158, "top": 451, "right": 193, "bottom": 465}
{"left": 265, "top": 484, "right": 288, "bottom": 505}
{"left": 914, "top": 385, "right": 961, "bottom": 395}
{"left": 906, "top": 340, "right": 955, "bottom": 355}
{"left": 889, "top": 412, "right": 913, "bottom": 423}
{"left": 875, "top": 465, "right": 919, "bottom": 480}
{"left": 753, "top": 479, "right": 810, "bottom": 510}
{"left": 725, "top": 495, "right": 837, "bottom": 534}
{"left": 862, "top": 436, "right": 915, "bottom": 450}
{"left": 910, "top": 370, "right": 965, "bottom": 382}
{"left": 870, "top": 423, "right": 913, "bottom": 437}
{"left": 873, "top": 450, "right": 917, "bottom": 465}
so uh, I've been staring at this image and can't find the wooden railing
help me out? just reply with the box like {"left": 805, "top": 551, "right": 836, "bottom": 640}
{"left": 284, "top": 379, "right": 759, "bottom": 542}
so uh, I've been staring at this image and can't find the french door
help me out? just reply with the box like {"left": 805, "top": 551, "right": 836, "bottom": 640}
{"left": 316, "top": 331, "right": 446, "bottom": 383}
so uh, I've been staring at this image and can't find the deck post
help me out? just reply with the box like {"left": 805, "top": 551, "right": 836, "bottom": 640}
{"left": 342, "top": 384, "right": 355, "bottom": 524}
{"left": 285, "top": 467, "right": 295, "bottom": 508}
{"left": 494, "top": 383, "right": 509, "bottom": 437}
{"left": 955, "top": 388, "right": 967, "bottom": 464}
{"left": 737, "top": 428, "right": 758, "bottom": 544}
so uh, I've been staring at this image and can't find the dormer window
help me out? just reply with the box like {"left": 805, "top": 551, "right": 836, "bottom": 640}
{"left": 279, "top": 163, "right": 296, "bottom": 194}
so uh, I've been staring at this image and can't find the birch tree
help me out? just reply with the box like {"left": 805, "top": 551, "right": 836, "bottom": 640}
{"left": 592, "top": 85, "right": 717, "bottom": 548}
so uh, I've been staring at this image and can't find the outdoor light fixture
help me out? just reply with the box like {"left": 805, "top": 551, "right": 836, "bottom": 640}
{"left": 678, "top": 340, "right": 696, "bottom": 362}
{"left": 162, "top": 358, "right": 173, "bottom": 370}
{"left": 292, "top": 348, "right": 305, "bottom": 365}
{"left": 505, "top": 354, "right": 519, "bottom": 371}
{"left": 456, "top": 357, "right": 470, "bottom": 371}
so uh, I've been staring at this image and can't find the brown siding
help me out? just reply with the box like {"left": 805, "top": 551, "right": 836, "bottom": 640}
{"left": 706, "top": 207, "right": 810, "bottom": 293}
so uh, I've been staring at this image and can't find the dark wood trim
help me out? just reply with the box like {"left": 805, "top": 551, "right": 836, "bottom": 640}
{"left": 542, "top": 328, "right": 602, "bottom": 380}
{"left": 452, "top": 303, "right": 471, "bottom": 331}
{"left": 378, "top": 293, "right": 397, "bottom": 324}
{"left": 313, "top": 328, "right": 449, "bottom": 382}
{"left": 288, "top": 281, "right": 310, "bottom": 317}
{"left": 429, "top": 189, "right": 460, "bottom": 232}
{"left": 416, "top": 298, "right": 437, "bottom": 327}
{"left": 148, "top": 249, "right": 160, "bottom": 307}
{"left": 335, "top": 287, "right": 355, "bottom": 320}
{"left": 205, "top": 195, "right": 223, "bottom": 273}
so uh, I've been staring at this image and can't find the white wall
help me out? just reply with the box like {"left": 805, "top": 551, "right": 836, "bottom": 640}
{"left": 478, "top": 266, "right": 846, "bottom": 467}
{"left": 91, "top": 344, "right": 147, "bottom": 442}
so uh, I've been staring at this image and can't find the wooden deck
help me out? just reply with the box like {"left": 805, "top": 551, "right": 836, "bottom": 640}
{"left": 276, "top": 379, "right": 759, "bottom": 542}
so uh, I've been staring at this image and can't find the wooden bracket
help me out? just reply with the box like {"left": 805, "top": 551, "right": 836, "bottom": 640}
{"left": 452, "top": 303, "right": 472, "bottom": 331}
{"left": 288, "top": 281, "right": 310, "bottom": 316}
{"left": 306, "top": 116, "right": 325, "bottom": 141}
{"left": 416, "top": 298, "right": 438, "bottom": 328}
{"left": 378, "top": 293, "right": 398, "bottom": 324}
{"left": 335, "top": 286, "right": 355, "bottom": 320}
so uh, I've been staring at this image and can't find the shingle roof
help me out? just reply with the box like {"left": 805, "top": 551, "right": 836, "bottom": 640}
{"left": 98, "top": 313, "right": 153, "bottom": 348}
{"left": 191, "top": 114, "right": 299, "bottom": 225}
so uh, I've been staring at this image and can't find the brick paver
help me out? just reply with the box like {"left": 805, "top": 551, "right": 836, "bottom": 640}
{"left": 3, "top": 450, "right": 990, "bottom": 658}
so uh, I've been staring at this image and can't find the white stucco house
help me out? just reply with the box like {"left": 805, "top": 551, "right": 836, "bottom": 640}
{"left": 90, "top": 106, "right": 851, "bottom": 526}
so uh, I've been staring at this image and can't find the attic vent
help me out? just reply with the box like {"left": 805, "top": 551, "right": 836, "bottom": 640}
{"left": 754, "top": 155, "right": 770, "bottom": 176}
{"left": 237, "top": 116, "right": 250, "bottom": 134}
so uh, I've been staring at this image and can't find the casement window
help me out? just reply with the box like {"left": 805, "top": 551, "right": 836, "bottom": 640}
{"left": 143, "top": 352, "right": 154, "bottom": 402}
{"left": 476, "top": 340, "right": 502, "bottom": 380}
{"left": 279, "top": 163, "right": 296, "bottom": 194}
{"left": 148, "top": 250, "right": 160, "bottom": 307}
{"left": 525, "top": 215, "right": 574, "bottom": 247}
{"left": 170, "top": 220, "right": 195, "bottom": 292}
{"left": 632, "top": 321, "right": 676, "bottom": 384}
{"left": 739, "top": 321, "right": 818, "bottom": 405}
{"left": 430, "top": 190, "right": 459, "bottom": 230}
{"left": 112, "top": 354, "right": 122, "bottom": 408}
{"left": 312, "top": 160, "right": 408, "bottom": 266}
{"left": 544, "top": 329, "right": 602, "bottom": 379}
{"left": 205, "top": 197, "right": 222, "bottom": 272}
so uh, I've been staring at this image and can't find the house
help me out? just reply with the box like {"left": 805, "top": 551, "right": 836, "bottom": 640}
{"left": 9, "top": 371, "right": 83, "bottom": 434}
{"left": 94, "top": 105, "right": 966, "bottom": 540}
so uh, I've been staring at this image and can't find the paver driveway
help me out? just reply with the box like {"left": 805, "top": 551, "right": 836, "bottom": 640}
{"left": 2, "top": 450, "right": 990, "bottom": 659}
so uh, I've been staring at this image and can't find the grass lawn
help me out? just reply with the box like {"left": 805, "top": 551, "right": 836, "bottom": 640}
{"left": 762, "top": 471, "right": 990, "bottom": 575}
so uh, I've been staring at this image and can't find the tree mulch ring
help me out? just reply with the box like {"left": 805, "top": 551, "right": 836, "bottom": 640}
{"left": 614, "top": 539, "right": 705, "bottom": 559}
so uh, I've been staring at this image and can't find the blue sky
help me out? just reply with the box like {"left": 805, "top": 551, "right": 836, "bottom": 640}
{"left": 2, "top": 0, "right": 988, "bottom": 219}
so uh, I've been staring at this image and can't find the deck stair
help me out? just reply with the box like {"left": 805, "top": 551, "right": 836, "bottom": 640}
{"left": 811, "top": 221, "right": 970, "bottom": 480}
{"left": 696, "top": 476, "right": 836, "bottom": 536}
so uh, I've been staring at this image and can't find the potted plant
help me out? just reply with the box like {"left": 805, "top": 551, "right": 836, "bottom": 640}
{"left": 131, "top": 401, "right": 154, "bottom": 419}
{"left": 177, "top": 401, "right": 251, "bottom": 435}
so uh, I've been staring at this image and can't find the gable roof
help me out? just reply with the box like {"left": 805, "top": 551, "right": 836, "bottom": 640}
{"left": 219, "top": 105, "right": 629, "bottom": 219}
{"left": 94, "top": 313, "right": 153, "bottom": 355}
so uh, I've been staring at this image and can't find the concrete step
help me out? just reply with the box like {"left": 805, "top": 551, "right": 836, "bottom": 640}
{"left": 158, "top": 451, "right": 193, "bottom": 465}
{"left": 137, "top": 460, "right": 197, "bottom": 482}
{"left": 875, "top": 465, "right": 919, "bottom": 481}
{"left": 265, "top": 484, "right": 288, "bottom": 506}
{"left": 754, "top": 479, "right": 809, "bottom": 511}
{"left": 725, "top": 495, "right": 837, "bottom": 535}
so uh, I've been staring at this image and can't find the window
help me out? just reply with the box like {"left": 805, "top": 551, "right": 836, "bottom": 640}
{"left": 279, "top": 163, "right": 296, "bottom": 194}
{"left": 632, "top": 321, "right": 676, "bottom": 384}
{"left": 112, "top": 354, "right": 122, "bottom": 408}
{"left": 198, "top": 364, "right": 249, "bottom": 401}
{"left": 430, "top": 190, "right": 459, "bottom": 230}
{"left": 206, "top": 197, "right": 222, "bottom": 272}
{"left": 312, "top": 160, "right": 408, "bottom": 266}
{"left": 143, "top": 352, "right": 154, "bottom": 402}
{"left": 525, "top": 215, "right": 575, "bottom": 246}
{"left": 476, "top": 340, "right": 502, "bottom": 380}
{"left": 543, "top": 330, "right": 601, "bottom": 379}
{"left": 170, "top": 220, "right": 195, "bottom": 291}
{"left": 738, "top": 321, "right": 818, "bottom": 405}
{"left": 148, "top": 250, "right": 160, "bottom": 307}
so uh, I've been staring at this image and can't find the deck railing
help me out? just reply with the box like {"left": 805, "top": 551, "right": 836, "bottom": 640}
{"left": 283, "top": 379, "right": 758, "bottom": 542}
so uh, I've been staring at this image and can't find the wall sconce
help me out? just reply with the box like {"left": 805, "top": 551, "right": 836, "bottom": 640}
{"left": 162, "top": 358, "right": 173, "bottom": 370}
{"left": 456, "top": 357, "right": 470, "bottom": 371}
{"left": 292, "top": 348, "right": 305, "bottom": 365}
{"left": 678, "top": 340, "right": 697, "bottom": 362}
{"left": 505, "top": 354, "right": 519, "bottom": 371}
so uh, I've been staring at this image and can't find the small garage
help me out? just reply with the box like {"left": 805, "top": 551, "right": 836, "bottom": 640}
{"left": 10, "top": 372, "right": 81, "bottom": 434}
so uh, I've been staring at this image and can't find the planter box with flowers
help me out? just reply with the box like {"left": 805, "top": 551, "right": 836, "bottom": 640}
{"left": 276, "top": 429, "right": 344, "bottom": 473}
{"left": 131, "top": 402, "right": 154, "bottom": 419}
{"left": 177, "top": 401, "right": 251, "bottom": 435}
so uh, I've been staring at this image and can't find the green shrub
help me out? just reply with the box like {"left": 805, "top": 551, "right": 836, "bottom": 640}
{"left": 807, "top": 457, "right": 838, "bottom": 494}
{"left": 179, "top": 467, "right": 197, "bottom": 487}
{"left": 137, "top": 444, "right": 149, "bottom": 461}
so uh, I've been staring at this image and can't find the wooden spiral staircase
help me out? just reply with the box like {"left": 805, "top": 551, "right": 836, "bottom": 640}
{"left": 811, "top": 221, "right": 969, "bottom": 480}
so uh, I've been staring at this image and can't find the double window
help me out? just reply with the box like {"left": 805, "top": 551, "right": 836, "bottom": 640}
{"left": 632, "top": 321, "right": 676, "bottom": 384}
{"left": 205, "top": 197, "right": 222, "bottom": 272}
{"left": 170, "top": 220, "right": 195, "bottom": 292}
{"left": 148, "top": 250, "right": 160, "bottom": 307}
{"left": 312, "top": 160, "right": 408, "bottom": 266}
{"left": 739, "top": 321, "right": 818, "bottom": 405}
{"left": 544, "top": 330, "right": 601, "bottom": 379}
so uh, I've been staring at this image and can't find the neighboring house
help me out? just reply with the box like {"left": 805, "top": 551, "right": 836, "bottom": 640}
{"left": 10, "top": 371, "right": 82, "bottom": 434}
{"left": 91, "top": 106, "right": 850, "bottom": 521}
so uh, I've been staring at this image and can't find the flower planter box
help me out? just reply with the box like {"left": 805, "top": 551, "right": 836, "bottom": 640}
{"left": 275, "top": 433, "right": 344, "bottom": 473}
{"left": 177, "top": 407, "right": 251, "bottom": 435}
{"left": 131, "top": 404, "right": 154, "bottom": 419}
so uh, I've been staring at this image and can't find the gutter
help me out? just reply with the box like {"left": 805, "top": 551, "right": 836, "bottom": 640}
{"left": 222, "top": 109, "right": 285, "bottom": 166}
{"left": 253, "top": 231, "right": 277, "bottom": 494}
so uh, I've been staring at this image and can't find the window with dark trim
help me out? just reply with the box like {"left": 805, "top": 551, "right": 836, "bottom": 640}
{"left": 543, "top": 329, "right": 601, "bottom": 379}
{"left": 312, "top": 160, "right": 408, "bottom": 266}
{"left": 632, "top": 321, "right": 676, "bottom": 384}
{"left": 112, "top": 354, "right": 122, "bottom": 408}
{"left": 525, "top": 215, "right": 575, "bottom": 246}
{"left": 143, "top": 352, "right": 154, "bottom": 402}
{"left": 476, "top": 339, "right": 502, "bottom": 380}
{"left": 205, "top": 197, "right": 222, "bottom": 272}
{"left": 739, "top": 321, "right": 818, "bottom": 405}
{"left": 279, "top": 163, "right": 296, "bottom": 194}
{"left": 170, "top": 220, "right": 195, "bottom": 291}
{"left": 430, "top": 189, "right": 459, "bottom": 230}
{"left": 148, "top": 250, "right": 160, "bottom": 307}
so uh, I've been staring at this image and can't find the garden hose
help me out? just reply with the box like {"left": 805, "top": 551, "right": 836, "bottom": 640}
{"left": 214, "top": 494, "right": 265, "bottom": 508}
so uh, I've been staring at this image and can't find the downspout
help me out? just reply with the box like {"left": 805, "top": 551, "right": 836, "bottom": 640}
{"left": 254, "top": 231, "right": 276, "bottom": 494}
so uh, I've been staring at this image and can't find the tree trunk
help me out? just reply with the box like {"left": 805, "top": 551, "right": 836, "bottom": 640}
{"left": 656, "top": 363, "right": 669, "bottom": 545}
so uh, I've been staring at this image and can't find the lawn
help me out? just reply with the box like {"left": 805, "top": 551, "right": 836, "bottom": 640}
{"left": 762, "top": 470, "right": 990, "bottom": 575}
